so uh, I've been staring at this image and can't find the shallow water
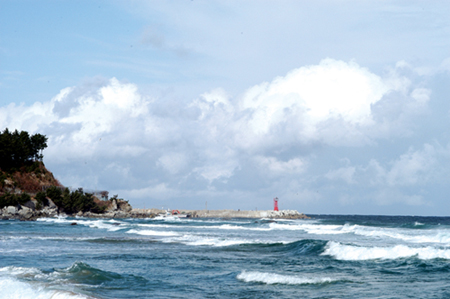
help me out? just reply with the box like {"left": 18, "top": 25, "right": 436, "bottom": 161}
{"left": 1, "top": 214, "right": 450, "bottom": 298}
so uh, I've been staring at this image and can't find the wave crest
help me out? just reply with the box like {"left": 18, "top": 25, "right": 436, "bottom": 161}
{"left": 237, "top": 271, "right": 338, "bottom": 285}
{"left": 322, "top": 241, "right": 450, "bottom": 261}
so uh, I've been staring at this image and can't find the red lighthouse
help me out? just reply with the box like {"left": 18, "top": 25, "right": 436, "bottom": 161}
{"left": 273, "top": 197, "right": 279, "bottom": 211}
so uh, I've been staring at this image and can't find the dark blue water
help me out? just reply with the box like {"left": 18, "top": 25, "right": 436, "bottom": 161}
{"left": 1, "top": 215, "right": 450, "bottom": 298}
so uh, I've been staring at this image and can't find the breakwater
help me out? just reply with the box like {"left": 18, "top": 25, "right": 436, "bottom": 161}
{"left": 1, "top": 203, "right": 309, "bottom": 220}
{"left": 128, "top": 208, "right": 309, "bottom": 219}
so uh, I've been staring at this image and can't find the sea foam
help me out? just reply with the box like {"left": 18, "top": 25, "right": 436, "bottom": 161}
{"left": 37, "top": 217, "right": 126, "bottom": 232}
{"left": 322, "top": 241, "right": 450, "bottom": 261}
{"left": 236, "top": 271, "right": 337, "bottom": 285}
{"left": 162, "top": 233, "right": 292, "bottom": 247}
{"left": 0, "top": 267, "right": 90, "bottom": 299}
{"left": 127, "top": 229, "right": 179, "bottom": 236}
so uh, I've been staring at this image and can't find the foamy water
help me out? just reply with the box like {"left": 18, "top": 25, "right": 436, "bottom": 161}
{"left": 0, "top": 266, "right": 91, "bottom": 299}
{"left": 3, "top": 214, "right": 450, "bottom": 298}
{"left": 237, "top": 271, "right": 338, "bottom": 285}
{"left": 322, "top": 241, "right": 450, "bottom": 261}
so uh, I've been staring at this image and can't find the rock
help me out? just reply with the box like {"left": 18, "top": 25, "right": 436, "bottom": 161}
{"left": 47, "top": 198, "right": 57, "bottom": 209}
{"left": 117, "top": 200, "right": 132, "bottom": 213}
{"left": 107, "top": 199, "right": 118, "bottom": 212}
{"left": 103, "top": 212, "right": 115, "bottom": 218}
{"left": 70, "top": 222, "right": 77, "bottom": 225}
{"left": 114, "top": 211, "right": 127, "bottom": 218}
{"left": 23, "top": 200, "right": 36, "bottom": 211}
{"left": 6, "top": 206, "right": 17, "bottom": 215}
{"left": 18, "top": 206, "right": 33, "bottom": 219}
{"left": 41, "top": 206, "right": 58, "bottom": 217}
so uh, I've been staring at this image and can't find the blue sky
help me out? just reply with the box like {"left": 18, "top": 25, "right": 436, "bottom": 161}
{"left": 1, "top": 1, "right": 450, "bottom": 215}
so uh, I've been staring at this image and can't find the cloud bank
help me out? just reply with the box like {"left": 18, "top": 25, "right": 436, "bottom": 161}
{"left": 2, "top": 58, "right": 447, "bottom": 214}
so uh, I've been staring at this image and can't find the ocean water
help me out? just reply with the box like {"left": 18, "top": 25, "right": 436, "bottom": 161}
{"left": 1, "top": 214, "right": 450, "bottom": 298}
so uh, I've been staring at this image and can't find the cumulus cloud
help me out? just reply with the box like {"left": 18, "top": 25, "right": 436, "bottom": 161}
{"left": 0, "top": 59, "right": 439, "bottom": 212}
{"left": 232, "top": 58, "right": 430, "bottom": 149}
{"left": 241, "top": 59, "right": 386, "bottom": 125}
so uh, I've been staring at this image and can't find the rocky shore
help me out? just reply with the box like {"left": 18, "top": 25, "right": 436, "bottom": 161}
{"left": 1, "top": 200, "right": 309, "bottom": 220}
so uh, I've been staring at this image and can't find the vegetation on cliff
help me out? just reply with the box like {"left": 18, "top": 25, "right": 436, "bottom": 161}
{"left": 0, "top": 128, "right": 115, "bottom": 215}
{"left": 40, "top": 186, "right": 107, "bottom": 214}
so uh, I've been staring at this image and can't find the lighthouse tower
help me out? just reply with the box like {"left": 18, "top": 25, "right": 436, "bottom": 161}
{"left": 273, "top": 197, "right": 279, "bottom": 211}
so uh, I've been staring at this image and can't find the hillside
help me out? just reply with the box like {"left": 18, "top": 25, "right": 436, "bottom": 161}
{"left": 0, "top": 162, "right": 132, "bottom": 220}
{"left": 0, "top": 161, "right": 63, "bottom": 195}
{"left": 0, "top": 128, "right": 135, "bottom": 220}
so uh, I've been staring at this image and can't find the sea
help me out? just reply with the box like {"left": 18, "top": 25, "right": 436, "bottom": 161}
{"left": 1, "top": 214, "right": 450, "bottom": 299}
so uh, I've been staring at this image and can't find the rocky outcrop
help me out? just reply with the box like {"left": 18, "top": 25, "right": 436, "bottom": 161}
{"left": 1, "top": 204, "right": 58, "bottom": 220}
{"left": 69, "top": 199, "right": 134, "bottom": 219}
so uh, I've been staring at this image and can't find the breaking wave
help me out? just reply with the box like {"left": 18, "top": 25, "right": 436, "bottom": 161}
{"left": 236, "top": 271, "right": 339, "bottom": 285}
{"left": 269, "top": 222, "right": 450, "bottom": 245}
{"left": 0, "top": 262, "right": 147, "bottom": 299}
{"left": 37, "top": 217, "right": 127, "bottom": 232}
{"left": 322, "top": 241, "right": 450, "bottom": 261}
{"left": 127, "top": 229, "right": 179, "bottom": 236}
{"left": 0, "top": 265, "right": 91, "bottom": 299}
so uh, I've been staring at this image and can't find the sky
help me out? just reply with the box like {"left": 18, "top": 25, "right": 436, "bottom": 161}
{"left": 1, "top": 1, "right": 450, "bottom": 215}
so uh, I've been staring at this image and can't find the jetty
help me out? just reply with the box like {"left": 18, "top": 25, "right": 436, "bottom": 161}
{"left": 128, "top": 208, "right": 309, "bottom": 219}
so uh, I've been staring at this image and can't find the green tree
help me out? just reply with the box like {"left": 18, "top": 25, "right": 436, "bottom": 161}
{"left": 31, "top": 134, "right": 48, "bottom": 161}
{"left": 0, "top": 128, "right": 48, "bottom": 170}
{"left": 46, "top": 186, "right": 63, "bottom": 208}
{"left": 35, "top": 191, "right": 48, "bottom": 209}
{"left": 0, "top": 192, "right": 30, "bottom": 209}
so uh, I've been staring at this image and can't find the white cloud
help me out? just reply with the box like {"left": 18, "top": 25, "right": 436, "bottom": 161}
{"left": 241, "top": 59, "right": 386, "bottom": 126}
{"left": 233, "top": 58, "right": 427, "bottom": 149}
{"left": 255, "top": 156, "right": 306, "bottom": 176}
{"left": 0, "top": 59, "right": 440, "bottom": 213}
{"left": 386, "top": 144, "right": 437, "bottom": 186}
{"left": 0, "top": 101, "right": 56, "bottom": 133}
{"left": 325, "top": 166, "right": 356, "bottom": 184}
{"left": 157, "top": 152, "right": 188, "bottom": 175}
{"left": 349, "top": 143, "right": 447, "bottom": 188}
{"left": 57, "top": 77, "right": 149, "bottom": 145}
{"left": 193, "top": 156, "right": 239, "bottom": 183}
{"left": 121, "top": 183, "right": 181, "bottom": 201}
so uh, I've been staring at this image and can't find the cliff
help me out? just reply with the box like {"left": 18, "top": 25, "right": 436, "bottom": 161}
{"left": 0, "top": 161, "right": 63, "bottom": 195}
{"left": 0, "top": 162, "right": 133, "bottom": 220}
